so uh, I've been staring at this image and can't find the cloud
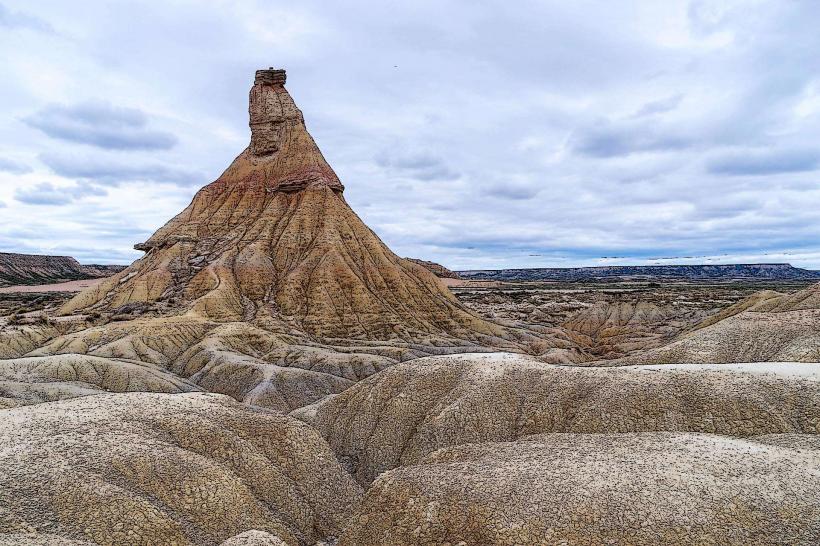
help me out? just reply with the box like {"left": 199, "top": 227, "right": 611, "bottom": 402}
{"left": 631, "top": 94, "right": 684, "bottom": 118}
{"left": 0, "top": 3, "right": 54, "bottom": 33}
{"left": 570, "top": 120, "right": 691, "bottom": 158}
{"left": 14, "top": 181, "right": 107, "bottom": 206}
{"left": 24, "top": 101, "right": 177, "bottom": 151}
{"left": 40, "top": 153, "right": 203, "bottom": 186}
{"left": 0, "top": 157, "right": 32, "bottom": 174}
{"left": 375, "top": 150, "right": 460, "bottom": 181}
{"left": 484, "top": 181, "right": 542, "bottom": 201}
{"left": 0, "top": 201, "right": 7, "bottom": 208}
{"left": 3, "top": 1, "right": 820, "bottom": 269}
{"left": 707, "top": 148, "right": 820, "bottom": 176}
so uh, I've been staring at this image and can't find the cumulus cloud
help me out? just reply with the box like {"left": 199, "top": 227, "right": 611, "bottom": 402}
{"left": 0, "top": 3, "right": 54, "bottom": 33}
{"left": 2, "top": 0, "right": 820, "bottom": 268}
{"left": 24, "top": 101, "right": 177, "bottom": 151}
{"left": 570, "top": 119, "right": 691, "bottom": 158}
{"left": 374, "top": 150, "right": 460, "bottom": 181}
{"left": 14, "top": 181, "right": 106, "bottom": 206}
{"left": 0, "top": 157, "right": 31, "bottom": 174}
{"left": 40, "top": 153, "right": 204, "bottom": 186}
{"left": 707, "top": 148, "right": 820, "bottom": 176}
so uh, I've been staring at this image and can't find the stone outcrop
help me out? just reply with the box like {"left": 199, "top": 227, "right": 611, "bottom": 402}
{"left": 0, "top": 68, "right": 537, "bottom": 412}
{"left": 302, "top": 353, "right": 820, "bottom": 484}
{"left": 60, "top": 69, "right": 501, "bottom": 344}
{"left": 0, "top": 354, "right": 200, "bottom": 408}
{"left": 614, "top": 283, "right": 820, "bottom": 364}
{"left": 339, "top": 433, "right": 820, "bottom": 545}
{"left": 0, "top": 252, "right": 123, "bottom": 288}
{"left": 0, "top": 392, "right": 362, "bottom": 545}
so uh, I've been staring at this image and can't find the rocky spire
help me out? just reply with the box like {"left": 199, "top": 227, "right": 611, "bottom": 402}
{"left": 249, "top": 68, "right": 302, "bottom": 157}
{"left": 62, "top": 67, "right": 506, "bottom": 343}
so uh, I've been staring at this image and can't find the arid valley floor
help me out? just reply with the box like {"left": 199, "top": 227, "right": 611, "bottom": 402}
{"left": 2, "top": 69, "right": 820, "bottom": 546}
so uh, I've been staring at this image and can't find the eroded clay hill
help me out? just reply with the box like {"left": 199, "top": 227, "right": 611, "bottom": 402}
{"left": 0, "top": 69, "right": 539, "bottom": 412}
{"left": 0, "top": 392, "right": 362, "bottom": 545}
{"left": 340, "top": 433, "right": 820, "bottom": 545}
{"left": 618, "top": 282, "right": 820, "bottom": 364}
{"left": 0, "top": 354, "right": 200, "bottom": 409}
{"left": 61, "top": 69, "right": 500, "bottom": 343}
{"left": 404, "top": 258, "right": 461, "bottom": 279}
{"left": 561, "top": 300, "right": 708, "bottom": 359}
{"left": 301, "top": 353, "right": 820, "bottom": 484}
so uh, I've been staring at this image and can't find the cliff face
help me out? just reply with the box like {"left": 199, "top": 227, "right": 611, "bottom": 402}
{"left": 0, "top": 252, "right": 123, "bottom": 287}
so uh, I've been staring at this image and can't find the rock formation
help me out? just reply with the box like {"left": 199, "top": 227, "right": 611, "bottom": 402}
{"left": 0, "top": 354, "right": 200, "bottom": 409}
{"left": 0, "top": 392, "right": 362, "bottom": 545}
{"left": 339, "top": 433, "right": 820, "bottom": 545}
{"left": 0, "top": 69, "right": 532, "bottom": 412}
{"left": 2, "top": 67, "right": 820, "bottom": 546}
{"left": 615, "top": 283, "right": 820, "bottom": 364}
{"left": 301, "top": 352, "right": 820, "bottom": 484}
{"left": 0, "top": 252, "right": 123, "bottom": 288}
{"left": 561, "top": 300, "right": 708, "bottom": 358}
{"left": 61, "top": 69, "right": 501, "bottom": 342}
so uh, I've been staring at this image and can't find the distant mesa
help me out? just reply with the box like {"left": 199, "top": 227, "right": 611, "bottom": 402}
{"left": 459, "top": 263, "right": 820, "bottom": 282}
{"left": 0, "top": 251, "right": 123, "bottom": 288}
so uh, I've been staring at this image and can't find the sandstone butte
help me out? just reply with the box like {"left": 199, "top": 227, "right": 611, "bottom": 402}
{"left": 0, "top": 69, "right": 581, "bottom": 413}
{"left": 61, "top": 68, "right": 511, "bottom": 341}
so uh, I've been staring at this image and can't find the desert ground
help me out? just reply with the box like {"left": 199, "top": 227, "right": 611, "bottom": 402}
{"left": 2, "top": 68, "right": 819, "bottom": 545}
{"left": 0, "top": 278, "right": 105, "bottom": 294}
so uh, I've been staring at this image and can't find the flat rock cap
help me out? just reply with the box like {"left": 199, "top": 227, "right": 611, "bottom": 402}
{"left": 255, "top": 68, "right": 286, "bottom": 85}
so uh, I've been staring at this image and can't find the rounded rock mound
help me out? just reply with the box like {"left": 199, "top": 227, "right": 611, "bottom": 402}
{"left": 339, "top": 433, "right": 820, "bottom": 545}
{"left": 0, "top": 353, "right": 200, "bottom": 408}
{"left": 0, "top": 392, "right": 362, "bottom": 545}
{"left": 304, "top": 352, "right": 820, "bottom": 484}
{"left": 617, "top": 283, "right": 820, "bottom": 364}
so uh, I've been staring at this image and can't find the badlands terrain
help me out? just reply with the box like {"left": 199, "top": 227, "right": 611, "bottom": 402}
{"left": 1, "top": 69, "right": 820, "bottom": 545}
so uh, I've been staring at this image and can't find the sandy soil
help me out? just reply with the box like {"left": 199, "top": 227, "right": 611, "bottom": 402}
{"left": 0, "top": 278, "right": 107, "bottom": 294}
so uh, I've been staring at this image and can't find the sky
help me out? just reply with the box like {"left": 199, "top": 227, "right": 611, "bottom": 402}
{"left": 1, "top": 0, "right": 820, "bottom": 269}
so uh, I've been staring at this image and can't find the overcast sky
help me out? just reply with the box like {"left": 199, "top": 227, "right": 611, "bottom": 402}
{"left": 1, "top": 0, "right": 820, "bottom": 269}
